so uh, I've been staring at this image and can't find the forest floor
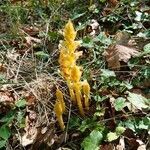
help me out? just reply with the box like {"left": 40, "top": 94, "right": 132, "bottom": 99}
{"left": 0, "top": 0, "right": 150, "bottom": 150}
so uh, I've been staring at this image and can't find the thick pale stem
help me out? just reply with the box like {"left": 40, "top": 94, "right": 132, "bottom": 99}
{"left": 82, "top": 80, "right": 90, "bottom": 110}
{"left": 56, "top": 89, "right": 65, "bottom": 112}
{"left": 54, "top": 88, "right": 66, "bottom": 131}
{"left": 74, "top": 83, "right": 84, "bottom": 116}
{"left": 57, "top": 115, "right": 65, "bottom": 131}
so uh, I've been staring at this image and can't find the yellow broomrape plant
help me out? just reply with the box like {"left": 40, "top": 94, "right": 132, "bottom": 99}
{"left": 82, "top": 80, "right": 90, "bottom": 111}
{"left": 54, "top": 88, "right": 65, "bottom": 131}
{"left": 55, "top": 19, "right": 91, "bottom": 123}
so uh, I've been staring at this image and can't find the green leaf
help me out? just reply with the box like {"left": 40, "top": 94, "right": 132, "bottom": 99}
{"left": 68, "top": 117, "right": 81, "bottom": 129}
{"left": 15, "top": 99, "right": 26, "bottom": 108}
{"left": 135, "top": 11, "right": 142, "bottom": 22}
{"left": 101, "top": 69, "right": 116, "bottom": 78}
{"left": 116, "top": 126, "right": 125, "bottom": 135}
{"left": 143, "top": 43, "right": 150, "bottom": 53}
{"left": 138, "top": 120, "right": 149, "bottom": 130}
{"left": 127, "top": 92, "right": 149, "bottom": 110}
{"left": 35, "top": 51, "right": 49, "bottom": 60}
{"left": 114, "top": 97, "right": 126, "bottom": 111}
{"left": 81, "top": 130, "right": 103, "bottom": 150}
{"left": 17, "top": 111, "right": 25, "bottom": 128}
{"left": 122, "top": 120, "right": 136, "bottom": 132}
{"left": 0, "top": 126, "right": 11, "bottom": 140}
{"left": 94, "top": 32, "right": 111, "bottom": 45}
{"left": 107, "top": 132, "right": 118, "bottom": 142}
{"left": 120, "top": 81, "right": 133, "bottom": 90}
{"left": 82, "top": 37, "right": 94, "bottom": 48}
{"left": 71, "top": 12, "right": 86, "bottom": 20}
{"left": 99, "top": 0, "right": 106, "bottom": 3}
{"left": 0, "top": 140, "right": 7, "bottom": 149}
{"left": 0, "top": 111, "right": 15, "bottom": 123}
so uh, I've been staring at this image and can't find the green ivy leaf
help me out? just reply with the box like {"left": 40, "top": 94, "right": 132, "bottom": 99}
{"left": 143, "top": 43, "right": 150, "bottom": 53}
{"left": 107, "top": 132, "right": 118, "bottom": 142}
{"left": 68, "top": 117, "right": 81, "bottom": 129}
{"left": 127, "top": 92, "right": 149, "bottom": 110}
{"left": 0, "top": 140, "right": 7, "bottom": 149}
{"left": 0, "top": 110, "right": 15, "bottom": 123}
{"left": 15, "top": 99, "right": 26, "bottom": 108}
{"left": 35, "top": 51, "right": 49, "bottom": 60}
{"left": 0, "top": 125, "right": 11, "bottom": 140}
{"left": 94, "top": 32, "right": 111, "bottom": 45}
{"left": 138, "top": 120, "right": 149, "bottom": 130}
{"left": 101, "top": 69, "right": 116, "bottom": 78}
{"left": 116, "top": 126, "right": 126, "bottom": 135}
{"left": 114, "top": 97, "right": 126, "bottom": 111}
{"left": 71, "top": 12, "right": 86, "bottom": 20}
{"left": 17, "top": 111, "right": 25, "bottom": 128}
{"left": 81, "top": 130, "right": 103, "bottom": 150}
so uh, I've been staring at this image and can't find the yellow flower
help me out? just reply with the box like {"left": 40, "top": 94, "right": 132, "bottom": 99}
{"left": 56, "top": 88, "right": 65, "bottom": 112}
{"left": 70, "top": 66, "right": 82, "bottom": 82}
{"left": 68, "top": 82, "right": 76, "bottom": 103}
{"left": 82, "top": 80, "right": 90, "bottom": 110}
{"left": 64, "top": 20, "right": 76, "bottom": 42}
{"left": 54, "top": 101, "right": 65, "bottom": 131}
{"left": 54, "top": 88, "right": 66, "bottom": 131}
{"left": 57, "top": 19, "right": 91, "bottom": 116}
{"left": 63, "top": 41, "right": 80, "bottom": 53}
{"left": 74, "top": 82, "right": 84, "bottom": 116}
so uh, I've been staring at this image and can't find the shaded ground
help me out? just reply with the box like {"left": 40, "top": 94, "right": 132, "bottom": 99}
{"left": 0, "top": 0, "right": 150, "bottom": 150}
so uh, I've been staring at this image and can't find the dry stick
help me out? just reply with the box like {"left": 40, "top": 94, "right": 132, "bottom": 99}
{"left": 14, "top": 125, "right": 26, "bottom": 150}
{"left": 101, "top": 112, "right": 149, "bottom": 123}
{"left": 22, "top": 74, "right": 53, "bottom": 120}
{"left": 43, "top": 3, "right": 64, "bottom": 50}
{"left": 64, "top": 102, "right": 72, "bottom": 143}
{"left": 14, "top": 47, "right": 31, "bottom": 82}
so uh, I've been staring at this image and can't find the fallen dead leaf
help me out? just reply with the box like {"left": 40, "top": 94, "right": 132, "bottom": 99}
{"left": 31, "top": 123, "right": 55, "bottom": 149}
{"left": 0, "top": 91, "right": 15, "bottom": 103}
{"left": 25, "top": 36, "right": 41, "bottom": 46}
{"left": 88, "top": 19, "right": 100, "bottom": 37}
{"left": 137, "top": 139, "right": 146, "bottom": 150}
{"left": 25, "top": 92, "right": 37, "bottom": 106}
{"left": 21, "top": 26, "right": 40, "bottom": 36}
{"left": 6, "top": 49, "right": 20, "bottom": 61}
{"left": 0, "top": 63, "right": 6, "bottom": 72}
{"left": 115, "top": 31, "right": 130, "bottom": 45}
{"left": 116, "top": 137, "right": 125, "bottom": 150}
{"left": 100, "top": 143, "right": 114, "bottom": 150}
{"left": 108, "top": 0, "right": 118, "bottom": 7}
{"left": 21, "top": 127, "right": 37, "bottom": 147}
{"left": 21, "top": 116, "right": 37, "bottom": 147}
{"left": 103, "top": 44, "right": 139, "bottom": 70}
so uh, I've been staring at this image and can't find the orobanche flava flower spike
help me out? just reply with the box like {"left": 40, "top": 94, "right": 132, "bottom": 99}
{"left": 74, "top": 82, "right": 84, "bottom": 116}
{"left": 57, "top": 19, "right": 90, "bottom": 116}
{"left": 64, "top": 19, "right": 76, "bottom": 42}
{"left": 54, "top": 88, "right": 65, "bottom": 131}
{"left": 82, "top": 80, "right": 90, "bottom": 111}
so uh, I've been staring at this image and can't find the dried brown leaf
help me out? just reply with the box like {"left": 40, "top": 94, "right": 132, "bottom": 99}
{"left": 104, "top": 44, "right": 139, "bottom": 69}
{"left": 0, "top": 91, "right": 14, "bottom": 103}
{"left": 21, "top": 116, "right": 37, "bottom": 147}
{"left": 88, "top": 19, "right": 100, "bottom": 37}
{"left": 116, "top": 137, "right": 125, "bottom": 150}
{"left": 100, "top": 143, "right": 114, "bottom": 150}
{"left": 115, "top": 31, "right": 130, "bottom": 45}
{"left": 21, "top": 127, "right": 37, "bottom": 147}
{"left": 0, "top": 63, "right": 6, "bottom": 72}
{"left": 25, "top": 36, "right": 41, "bottom": 45}
{"left": 137, "top": 140, "right": 146, "bottom": 150}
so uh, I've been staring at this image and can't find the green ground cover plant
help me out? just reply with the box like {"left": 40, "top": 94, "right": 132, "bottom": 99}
{"left": 0, "top": 0, "right": 149, "bottom": 149}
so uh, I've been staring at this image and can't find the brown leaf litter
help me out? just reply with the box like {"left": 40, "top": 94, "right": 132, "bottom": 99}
{"left": 103, "top": 31, "right": 140, "bottom": 70}
{"left": 103, "top": 44, "right": 139, "bottom": 70}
